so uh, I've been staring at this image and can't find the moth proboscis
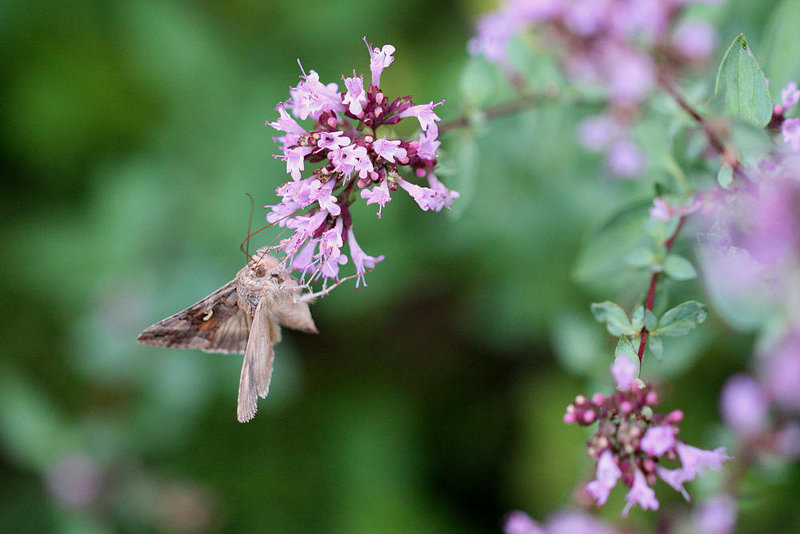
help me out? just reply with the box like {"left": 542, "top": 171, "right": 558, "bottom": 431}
{"left": 137, "top": 247, "right": 317, "bottom": 422}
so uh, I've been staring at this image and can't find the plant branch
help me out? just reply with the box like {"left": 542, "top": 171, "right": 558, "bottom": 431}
{"left": 439, "top": 89, "right": 565, "bottom": 134}
{"left": 657, "top": 74, "right": 749, "bottom": 182}
{"left": 636, "top": 215, "right": 687, "bottom": 362}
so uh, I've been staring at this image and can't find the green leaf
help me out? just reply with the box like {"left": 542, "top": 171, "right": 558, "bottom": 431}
{"left": 615, "top": 336, "right": 637, "bottom": 359}
{"left": 714, "top": 34, "right": 773, "bottom": 127}
{"left": 626, "top": 247, "right": 655, "bottom": 268}
{"left": 591, "top": 301, "right": 635, "bottom": 336}
{"left": 664, "top": 254, "right": 697, "bottom": 280}
{"left": 655, "top": 301, "right": 708, "bottom": 337}
{"left": 648, "top": 334, "right": 663, "bottom": 361}
{"left": 644, "top": 309, "right": 658, "bottom": 332}
{"left": 631, "top": 306, "right": 645, "bottom": 331}
{"left": 717, "top": 163, "right": 734, "bottom": 189}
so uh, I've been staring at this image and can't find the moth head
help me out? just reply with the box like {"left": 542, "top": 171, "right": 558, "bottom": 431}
{"left": 237, "top": 249, "right": 287, "bottom": 291}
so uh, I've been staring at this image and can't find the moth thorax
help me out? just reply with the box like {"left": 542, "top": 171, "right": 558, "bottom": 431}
{"left": 235, "top": 263, "right": 286, "bottom": 315}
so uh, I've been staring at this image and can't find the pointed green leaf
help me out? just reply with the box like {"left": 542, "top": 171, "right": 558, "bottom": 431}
{"left": 615, "top": 336, "right": 637, "bottom": 360}
{"left": 591, "top": 301, "right": 635, "bottom": 336}
{"left": 664, "top": 254, "right": 697, "bottom": 280}
{"left": 626, "top": 247, "right": 656, "bottom": 268}
{"left": 654, "top": 301, "right": 708, "bottom": 337}
{"left": 714, "top": 34, "right": 773, "bottom": 127}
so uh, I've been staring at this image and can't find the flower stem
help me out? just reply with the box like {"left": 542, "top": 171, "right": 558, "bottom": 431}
{"left": 637, "top": 215, "right": 687, "bottom": 362}
{"left": 439, "top": 88, "right": 566, "bottom": 134}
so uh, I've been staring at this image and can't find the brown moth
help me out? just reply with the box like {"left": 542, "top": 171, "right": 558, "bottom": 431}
{"left": 137, "top": 248, "right": 317, "bottom": 422}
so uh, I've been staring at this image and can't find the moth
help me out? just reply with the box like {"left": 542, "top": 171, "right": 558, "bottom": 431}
{"left": 137, "top": 248, "right": 317, "bottom": 422}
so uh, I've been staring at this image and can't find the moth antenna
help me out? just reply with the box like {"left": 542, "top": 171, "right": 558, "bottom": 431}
{"left": 239, "top": 207, "right": 304, "bottom": 257}
{"left": 243, "top": 193, "right": 256, "bottom": 260}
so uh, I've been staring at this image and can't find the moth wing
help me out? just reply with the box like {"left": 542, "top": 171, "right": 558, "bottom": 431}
{"left": 237, "top": 298, "right": 277, "bottom": 423}
{"left": 137, "top": 281, "right": 250, "bottom": 354}
{"left": 274, "top": 290, "right": 318, "bottom": 334}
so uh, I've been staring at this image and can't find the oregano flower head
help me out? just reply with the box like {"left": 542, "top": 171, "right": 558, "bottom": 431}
{"left": 564, "top": 355, "right": 731, "bottom": 516}
{"left": 267, "top": 38, "right": 459, "bottom": 286}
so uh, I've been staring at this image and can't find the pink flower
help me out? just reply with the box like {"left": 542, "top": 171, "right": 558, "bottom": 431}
{"left": 656, "top": 466, "right": 690, "bottom": 501}
{"left": 398, "top": 177, "right": 438, "bottom": 211}
{"left": 342, "top": 74, "right": 367, "bottom": 116}
{"left": 316, "top": 219, "right": 347, "bottom": 279}
{"left": 426, "top": 173, "right": 460, "bottom": 211}
{"left": 782, "top": 81, "right": 800, "bottom": 110}
{"left": 266, "top": 200, "right": 300, "bottom": 225}
{"left": 317, "top": 131, "right": 351, "bottom": 152}
{"left": 284, "top": 146, "right": 313, "bottom": 180}
{"left": 468, "top": 11, "right": 520, "bottom": 63}
{"left": 288, "top": 69, "right": 344, "bottom": 120}
{"left": 503, "top": 511, "right": 544, "bottom": 534}
{"left": 564, "top": 0, "right": 608, "bottom": 37}
{"left": 606, "top": 137, "right": 645, "bottom": 178}
{"left": 762, "top": 334, "right": 800, "bottom": 412}
{"left": 577, "top": 115, "right": 618, "bottom": 151}
{"left": 309, "top": 179, "right": 340, "bottom": 217}
{"left": 720, "top": 375, "right": 768, "bottom": 439}
{"left": 417, "top": 129, "right": 441, "bottom": 161}
{"left": 692, "top": 494, "right": 737, "bottom": 534}
{"left": 347, "top": 227, "right": 385, "bottom": 287}
{"left": 372, "top": 137, "right": 407, "bottom": 163}
{"left": 586, "top": 450, "right": 621, "bottom": 506}
{"left": 291, "top": 238, "right": 317, "bottom": 273}
{"left": 398, "top": 101, "right": 443, "bottom": 136}
{"left": 611, "top": 354, "right": 636, "bottom": 390}
{"left": 268, "top": 106, "right": 307, "bottom": 136}
{"left": 673, "top": 20, "right": 717, "bottom": 62}
{"left": 676, "top": 443, "right": 731, "bottom": 482}
{"left": 640, "top": 425, "right": 675, "bottom": 457}
{"left": 622, "top": 470, "right": 659, "bottom": 516}
{"left": 782, "top": 118, "right": 800, "bottom": 151}
{"left": 545, "top": 510, "right": 615, "bottom": 534}
{"left": 365, "top": 40, "right": 395, "bottom": 87}
{"left": 361, "top": 181, "right": 392, "bottom": 218}
{"left": 606, "top": 48, "right": 655, "bottom": 106}
{"left": 330, "top": 144, "right": 374, "bottom": 179}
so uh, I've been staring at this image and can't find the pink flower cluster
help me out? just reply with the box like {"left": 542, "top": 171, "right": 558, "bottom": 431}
{"left": 470, "top": 0, "right": 721, "bottom": 177}
{"left": 564, "top": 355, "right": 730, "bottom": 516}
{"left": 694, "top": 151, "right": 800, "bottom": 462}
{"left": 267, "top": 39, "right": 458, "bottom": 285}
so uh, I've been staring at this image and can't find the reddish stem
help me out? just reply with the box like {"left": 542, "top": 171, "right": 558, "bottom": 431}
{"left": 636, "top": 216, "right": 686, "bottom": 362}
{"left": 657, "top": 73, "right": 749, "bottom": 182}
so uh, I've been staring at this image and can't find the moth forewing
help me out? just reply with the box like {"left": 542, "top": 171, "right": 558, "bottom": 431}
{"left": 136, "top": 282, "right": 249, "bottom": 354}
{"left": 236, "top": 297, "right": 276, "bottom": 423}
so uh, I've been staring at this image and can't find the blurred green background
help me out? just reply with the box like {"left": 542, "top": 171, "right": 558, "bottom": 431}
{"left": 1, "top": 0, "right": 798, "bottom": 532}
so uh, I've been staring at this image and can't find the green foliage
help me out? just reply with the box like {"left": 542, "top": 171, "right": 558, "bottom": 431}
{"left": 714, "top": 33, "right": 773, "bottom": 127}
{"left": 591, "top": 301, "right": 637, "bottom": 337}
{"left": 663, "top": 254, "right": 698, "bottom": 281}
{"left": 653, "top": 301, "right": 708, "bottom": 337}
